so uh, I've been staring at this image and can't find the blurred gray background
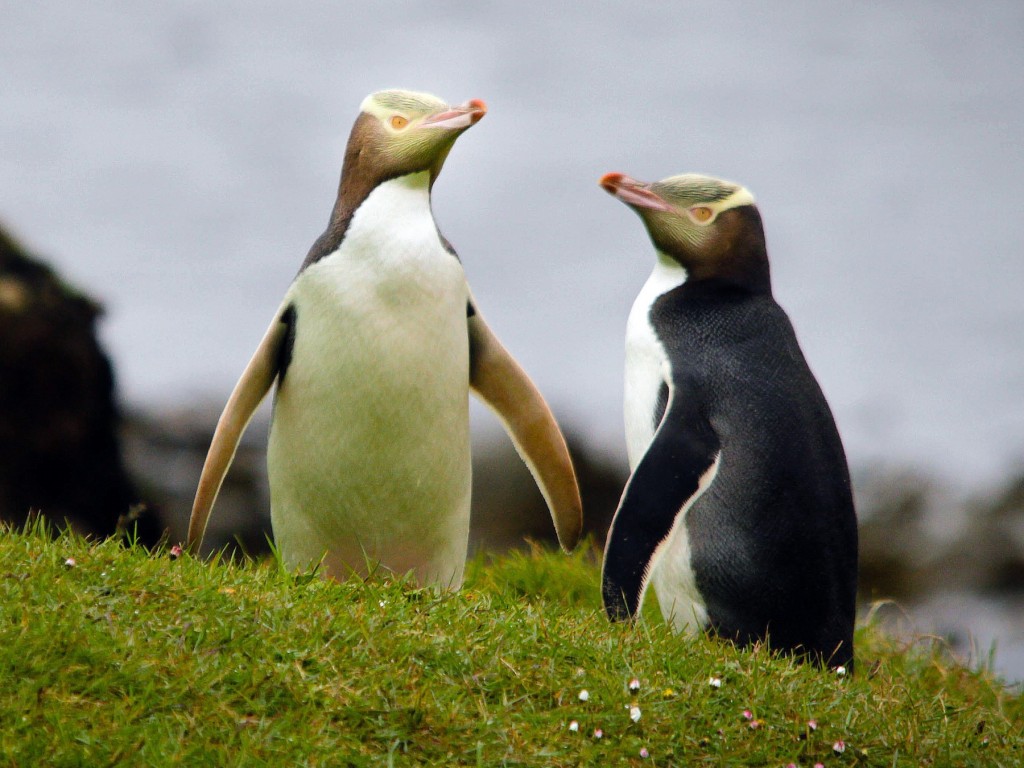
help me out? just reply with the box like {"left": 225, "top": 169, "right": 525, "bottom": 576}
{"left": 3, "top": 2, "right": 1023, "bottom": 679}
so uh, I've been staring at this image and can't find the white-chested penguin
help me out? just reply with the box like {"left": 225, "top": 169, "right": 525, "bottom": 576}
{"left": 187, "top": 90, "right": 582, "bottom": 587}
{"left": 598, "top": 171, "right": 857, "bottom": 667}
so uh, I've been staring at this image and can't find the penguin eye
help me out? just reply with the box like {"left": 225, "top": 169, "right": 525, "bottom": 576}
{"left": 390, "top": 115, "right": 409, "bottom": 130}
{"left": 689, "top": 206, "right": 714, "bottom": 224}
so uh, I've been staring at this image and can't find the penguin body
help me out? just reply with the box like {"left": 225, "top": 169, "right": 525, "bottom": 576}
{"left": 189, "top": 91, "right": 582, "bottom": 587}
{"left": 600, "top": 172, "right": 857, "bottom": 667}
{"left": 268, "top": 172, "right": 472, "bottom": 584}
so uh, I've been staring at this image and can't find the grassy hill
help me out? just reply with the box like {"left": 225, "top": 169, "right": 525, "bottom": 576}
{"left": 1, "top": 523, "right": 1020, "bottom": 766}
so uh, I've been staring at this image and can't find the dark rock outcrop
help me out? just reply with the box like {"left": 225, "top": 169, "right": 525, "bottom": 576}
{"left": 0, "top": 224, "right": 156, "bottom": 541}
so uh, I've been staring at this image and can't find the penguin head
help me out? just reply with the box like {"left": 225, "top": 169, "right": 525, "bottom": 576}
{"left": 600, "top": 172, "right": 769, "bottom": 285}
{"left": 345, "top": 89, "right": 487, "bottom": 187}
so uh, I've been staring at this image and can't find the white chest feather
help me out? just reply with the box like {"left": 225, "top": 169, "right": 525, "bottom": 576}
{"left": 267, "top": 173, "right": 473, "bottom": 586}
{"left": 623, "top": 253, "right": 688, "bottom": 469}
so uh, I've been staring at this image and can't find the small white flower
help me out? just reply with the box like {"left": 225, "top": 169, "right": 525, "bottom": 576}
{"left": 593, "top": 728, "right": 603, "bottom": 739}
{"left": 568, "top": 720, "right": 579, "bottom": 732}
{"left": 708, "top": 676, "right": 722, "bottom": 688}
{"left": 835, "top": 665, "right": 847, "bottom": 677}
{"left": 630, "top": 706, "right": 642, "bottom": 722}
{"left": 639, "top": 747, "right": 650, "bottom": 758}
{"left": 63, "top": 557, "right": 76, "bottom": 568}
{"left": 833, "top": 740, "right": 846, "bottom": 754}
{"left": 578, "top": 689, "right": 589, "bottom": 702}
{"left": 378, "top": 600, "right": 387, "bottom": 608}
{"left": 628, "top": 677, "right": 640, "bottom": 692}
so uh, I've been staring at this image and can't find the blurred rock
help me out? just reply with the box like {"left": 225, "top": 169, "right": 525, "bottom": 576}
{"left": 949, "top": 474, "right": 1024, "bottom": 594}
{"left": 0, "top": 224, "right": 157, "bottom": 541}
{"left": 853, "top": 467, "right": 937, "bottom": 600}
{"left": 469, "top": 429, "right": 628, "bottom": 553}
{"left": 124, "top": 411, "right": 629, "bottom": 559}
{"left": 853, "top": 463, "right": 1024, "bottom": 601}
{"left": 125, "top": 402, "right": 1024, "bottom": 604}
{"left": 120, "top": 406, "right": 271, "bottom": 557}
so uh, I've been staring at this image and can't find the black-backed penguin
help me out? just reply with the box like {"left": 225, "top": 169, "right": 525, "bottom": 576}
{"left": 598, "top": 171, "right": 857, "bottom": 667}
{"left": 188, "top": 90, "right": 583, "bottom": 587}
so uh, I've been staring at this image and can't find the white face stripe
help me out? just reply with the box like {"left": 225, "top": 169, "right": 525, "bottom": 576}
{"left": 360, "top": 90, "right": 447, "bottom": 123}
{"left": 652, "top": 173, "right": 756, "bottom": 227}
{"left": 359, "top": 93, "right": 386, "bottom": 119}
{"left": 704, "top": 185, "right": 753, "bottom": 221}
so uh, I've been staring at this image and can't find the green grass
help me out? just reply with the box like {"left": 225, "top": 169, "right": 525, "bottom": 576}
{"left": 1, "top": 523, "right": 1020, "bottom": 767}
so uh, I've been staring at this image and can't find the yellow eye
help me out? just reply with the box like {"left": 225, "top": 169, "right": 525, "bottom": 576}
{"left": 690, "top": 206, "right": 714, "bottom": 223}
{"left": 390, "top": 115, "right": 409, "bottom": 130}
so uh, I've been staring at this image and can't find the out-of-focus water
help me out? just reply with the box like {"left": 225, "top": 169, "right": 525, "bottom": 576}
{"left": 3, "top": 2, "right": 1024, "bottom": 677}
{"left": 3, "top": 2, "right": 1022, "bottom": 487}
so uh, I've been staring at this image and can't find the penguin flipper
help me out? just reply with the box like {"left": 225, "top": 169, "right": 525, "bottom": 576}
{"left": 467, "top": 307, "right": 583, "bottom": 552}
{"left": 187, "top": 311, "right": 289, "bottom": 550}
{"left": 601, "top": 385, "right": 719, "bottom": 621}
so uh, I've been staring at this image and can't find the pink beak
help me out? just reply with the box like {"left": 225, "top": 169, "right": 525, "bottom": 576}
{"left": 421, "top": 98, "right": 488, "bottom": 129}
{"left": 599, "top": 172, "right": 673, "bottom": 212}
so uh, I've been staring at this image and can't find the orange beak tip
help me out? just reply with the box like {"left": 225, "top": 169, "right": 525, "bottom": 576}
{"left": 599, "top": 172, "right": 624, "bottom": 192}
{"left": 467, "top": 98, "right": 487, "bottom": 124}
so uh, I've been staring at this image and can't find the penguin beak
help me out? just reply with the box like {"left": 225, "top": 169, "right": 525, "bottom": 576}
{"left": 421, "top": 99, "right": 488, "bottom": 130}
{"left": 599, "top": 172, "right": 673, "bottom": 212}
